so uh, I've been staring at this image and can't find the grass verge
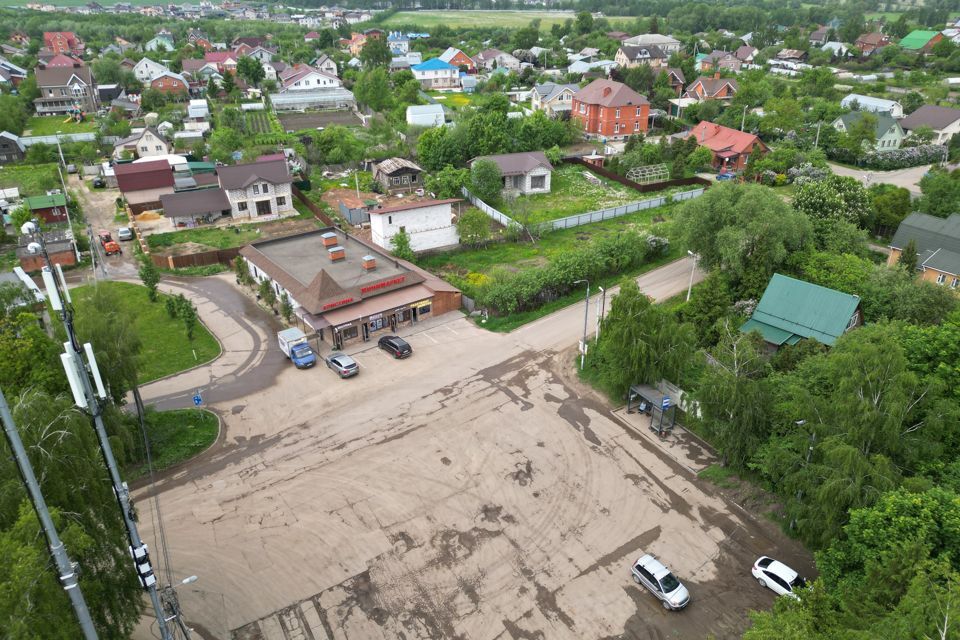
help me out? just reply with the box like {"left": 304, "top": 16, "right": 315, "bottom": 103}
{"left": 127, "top": 408, "right": 219, "bottom": 480}
{"left": 699, "top": 463, "right": 740, "bottom": 489}
{"left": 72, "top": 281, "right": 220, "bottom": 382}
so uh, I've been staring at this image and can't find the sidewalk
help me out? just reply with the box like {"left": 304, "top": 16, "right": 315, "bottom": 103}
{"left": 611, "top": 406, "right": 718, "bottom": 474}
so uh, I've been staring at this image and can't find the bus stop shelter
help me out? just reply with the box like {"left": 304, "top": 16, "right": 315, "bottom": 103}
{"left": 627, "top": 384, "right": 677, "bottom": 436}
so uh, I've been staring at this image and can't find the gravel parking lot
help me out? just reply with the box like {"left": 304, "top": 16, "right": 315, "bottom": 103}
{"left": 135, "top": 279, "right": 812, "bottom": 640}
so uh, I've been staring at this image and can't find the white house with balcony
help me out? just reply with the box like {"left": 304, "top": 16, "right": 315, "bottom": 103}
{"left": 369, "top": 199, "right": 461, "bottom": 253}
{"left": 216, "top": 159, "right": 295, "bottom": 221}
{"left": 411, "top": 58, "right": 459, "bottom": 89}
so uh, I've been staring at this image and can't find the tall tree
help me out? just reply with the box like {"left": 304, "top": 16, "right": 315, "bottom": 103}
{"left": 236, "top": 55, "right": 265, "bottom": 86}
{"left": 898, "top": 239, "right": 918, "bottom": 273}
{"left": 360, "top": 36, "right": 390, "bottom": 69}
{"left": 697, "top": 323, "right": 772, "bottom": 468}
{"left": 353, "top": 68, "right": 393, "bottom": 111}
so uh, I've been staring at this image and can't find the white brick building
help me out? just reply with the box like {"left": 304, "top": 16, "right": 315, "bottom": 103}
{"left": 369, "top": 199, "right": 461, "bottom": 253}
{"left": 217, "top": 159, "right": 296, "bottom": 221}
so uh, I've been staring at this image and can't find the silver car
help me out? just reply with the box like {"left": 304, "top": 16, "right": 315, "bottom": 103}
{"left": 325, "top": 353, "right": 358, "bottom": 378}
{"left": 117, "top": 227, "right": 133, "bottom": 241}
{"left": 631, "top": 554, "right": 690, "bottom": 610}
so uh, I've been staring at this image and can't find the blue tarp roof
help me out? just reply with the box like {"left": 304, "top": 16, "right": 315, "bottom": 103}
{"left": 412, "top": 58, "right": 456, "bottom": 71}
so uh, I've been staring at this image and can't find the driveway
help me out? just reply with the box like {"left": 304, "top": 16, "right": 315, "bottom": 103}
{"left": 69, "top": 174, "right": 139, "bottom": 280}
{"left": 131, "top": 257, "right": 810, "bottom": 640}
{"left": 827, "top": 161, "right": 930, "bottom": 197}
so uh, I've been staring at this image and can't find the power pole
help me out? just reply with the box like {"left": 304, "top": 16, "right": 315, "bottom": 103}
{"left": 0, "top": 387, "right": 99, "bottom": 640}
{"left": 21, "top": 221, "right": 175, "bottom": 640}
{"left": 740, "top": 105, "right": 747, "bottom": 132}
{"left": 814, "top": 121, "right": 822, "bottom": 148}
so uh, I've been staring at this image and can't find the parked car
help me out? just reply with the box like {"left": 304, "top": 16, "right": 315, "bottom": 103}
{"left": 716, "top": 172, "right": 737, "bottom": 181}
{"left": 98, "top": 230, "right": 121, "bottom": 256}
{"left": 117, "top": 227, "right": 133, "bottom": 241}
{"left": 751, "top": 557, "right": 806, "bottom": 599}
{"left": 92, "top": 177, "right": 105, "bottom": 188}
{"left": 325, "top": 353, "right": 358, "bottom": 378}
{"left": 378, "top": 335, "right": 412, "bottom": 358}
{"left": 66, "top": 163, "right": 77, "bottom": 174}
{"left": 631, "top": 554, "right": 690, "bottom": 610}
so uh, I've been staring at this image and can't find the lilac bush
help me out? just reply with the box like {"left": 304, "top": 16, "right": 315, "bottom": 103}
{"left": 863, "top": 144, "right": 947, "bottom": 170}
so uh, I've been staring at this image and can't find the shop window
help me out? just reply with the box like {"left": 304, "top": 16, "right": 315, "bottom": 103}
{"left": 418, "top": 303, "right": 431, "bottom": 316}
{"left": 341, "top": 326, "right": 359, "bottom": 340}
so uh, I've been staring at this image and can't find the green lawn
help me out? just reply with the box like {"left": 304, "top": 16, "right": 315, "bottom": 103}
{"left": 428, "top": 91, "right": 475, "bottom": 108}
{"left": 147, "top": 225, "right": 266, "bottom": 251}
{"left": 420, "top": 201, "right": 679, "bottom": 302}
{"left": 0, "top": 163, "right": 62, "bottom": 196}
{"left": 380, "top": 10, "right": 634, "bottom": 29}
{"left": 72, "top": 281, "right": 221, "bottom": 383}
{"left": 127, "top": 408, "right": 219, "bottom": 479}
{"left": 26, "top": 116, "right": 98, "bottom": 136}
{"left": 498, "top": 164, "right": 652, "bottom": 224}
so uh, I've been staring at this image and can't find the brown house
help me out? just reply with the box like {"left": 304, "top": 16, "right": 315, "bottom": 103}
{"left": 149, "top": 72, "right": 189, "bottom": 95}
{"left": 683, "top": 74, "right": 738, "bottom": 101}
{"left": 372, "top": 158, "right": 424, "bottom": 194}
{"left": 572, "top": 79, "right": 650, "bottom": 140}
{"left": 17, "top": 230, "right": 76, "bottom": 272}
{"left": 855, "top": 32, "right": 892, "bottom": 54}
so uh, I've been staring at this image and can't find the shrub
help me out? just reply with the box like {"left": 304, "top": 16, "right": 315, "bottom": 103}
{"left": 862, "top": 144, "right": 947, "bottom": 170}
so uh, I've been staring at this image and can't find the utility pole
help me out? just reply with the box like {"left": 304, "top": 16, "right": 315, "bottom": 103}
{"left": 20, "top": 221, "right": 175, "bottom": 640}
{"left": 740, "top": 104, "right": 747, "bottom": 132}
{"left": 0, "top": 387, "right": 98, "bottom": 640}
{"left": 595, "top": 285, "right": 605, "bottom": 340}
{"left": 55, "top": 130, "right": 66, "bottom": 168}
{"left": 574, "top": 279, "right": 589, "bottom": 370}
{"left": 813, "top": 121, "right": 822, "bottom": 148}
{"left": 686, "top": 251, "right": 698, "bottom": 302}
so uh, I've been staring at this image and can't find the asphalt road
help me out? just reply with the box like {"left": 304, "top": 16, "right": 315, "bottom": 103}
{"left": 129, "top": 259, "right": 814, "bottom": 640}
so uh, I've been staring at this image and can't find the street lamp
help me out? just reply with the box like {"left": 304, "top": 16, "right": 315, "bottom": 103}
{"left": 574, "top": 279, "right": 589, "bottom": 370}
{"left": 686, "top": 250, "right": 698, "bottom": 302}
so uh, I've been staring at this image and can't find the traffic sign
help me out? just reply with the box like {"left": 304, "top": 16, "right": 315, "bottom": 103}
{"left": 661, "top": 396, "right": 671, "bottom": 410}
{"left": 193, "top": 393, "right": 203, "bottom": 406}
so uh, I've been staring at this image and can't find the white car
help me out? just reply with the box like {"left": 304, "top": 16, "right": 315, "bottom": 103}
{"left": 631, "top": 554, "right": 690, "bottom": 610}
{"left": 751, "top": 556, "right": 806, "bottom": 599}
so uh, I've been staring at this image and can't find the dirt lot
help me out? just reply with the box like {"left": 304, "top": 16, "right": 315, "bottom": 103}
{"left": 135, "top": 287, "right": 812, "bottom": 640}
{"left": 278, "top": 111, "right": 364, "bottom": 131}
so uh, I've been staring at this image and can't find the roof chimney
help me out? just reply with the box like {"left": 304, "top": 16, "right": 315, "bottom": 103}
{"left": 328, "top": 246, "right": 345, "bottom": 261}
{"left": 602, "top": 86, "right": 612, "bottom": 97}
{"left": 321, "top": 231, "right": 338, "bottom": 247}
{"left": 714, "top": 71, "right": 721, "bottom": 80}
{"left": 362, "top": 254, "right": 377, "bottom": 271}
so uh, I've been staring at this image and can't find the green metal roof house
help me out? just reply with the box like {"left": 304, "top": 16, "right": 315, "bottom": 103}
{"left": 23, "top": 193, "right": 68, "bottom": 224}
{"left": 741, "top": 274, "right": 862, "bottom": 348}
{"left": 899, "top": 30, "right": 943, "bottom": 51}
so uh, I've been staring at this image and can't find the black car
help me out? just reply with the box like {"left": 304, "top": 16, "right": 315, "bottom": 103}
{"left": 378, "top": 335, "right": 412, "bottom": 358}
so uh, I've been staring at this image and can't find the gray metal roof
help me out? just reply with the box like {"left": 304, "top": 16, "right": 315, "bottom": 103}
{"left": 217, "top": 159, "right": 291, "bottom": 189}
{"left": 890, "top": 213, "right": 960, "bottom": 276}
{"left": 900, "top": 105, "right": 960, "bottom": 132}
{"left": 471, "top": 151, "right": 553, "bottom": 177}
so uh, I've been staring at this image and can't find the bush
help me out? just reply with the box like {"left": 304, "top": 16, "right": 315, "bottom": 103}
{"left": 862, "top": 144, "right": 947, "bottom": 170}
{"left": 476, "top": 230, "right": 653, "bottom": 315}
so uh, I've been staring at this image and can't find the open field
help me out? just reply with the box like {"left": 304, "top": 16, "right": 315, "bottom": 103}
{"left": 72, "top": 281, "right": 220, "bottom": 383}
{"left": 26, "top": 116, "right": 98, "bottom": 135}
{"left": 0, "top": 163, "right": 62, "bottom": 196}
{"left": 500, "top": 163, "right": 650, "bottom": 224}
{"left": 277, "top": 111, "right": 363, "bottom": 131}
{"left": 380, "top": 10, "right": 635, "bottom": 30}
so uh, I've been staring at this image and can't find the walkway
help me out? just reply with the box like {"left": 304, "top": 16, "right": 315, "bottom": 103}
{"left": 827, "top": 161, "right": 930, "bottom": 197}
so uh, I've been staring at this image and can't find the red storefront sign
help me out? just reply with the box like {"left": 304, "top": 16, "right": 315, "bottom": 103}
{"left": 322, "top": 297, "right": 354, "bottom": 310}
{"left": 361, "top": 276, "right": 405, "bottom": 294}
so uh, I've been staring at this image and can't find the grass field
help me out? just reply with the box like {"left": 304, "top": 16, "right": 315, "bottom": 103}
{"left": 427, "top": 91, "right": 476, "bottom": 109}
{"left": 127, "top": 408, "right": 219, "bottom": 479}
{"left": 380, "top": 10, "right": 634, "bottom": 30}
{"left": 72, "top": 281, "right": 221, "bottom": 383}
{"left": 26, "top": 116, "right": 98, "bottom": 136}
{"left": 0, "top": 163, "right": 61, "bottom": 196}
{"left": 499, "top": 164, "right": 649, "bottom": 224}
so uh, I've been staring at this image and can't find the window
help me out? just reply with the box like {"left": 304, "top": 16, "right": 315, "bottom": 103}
{"left": 238, "top": 202, "right": 248, "bottom": 211}
{"left": 937, "top": 273, "right": 947, "bottom": 285}
{"left": 952, "top": 278, "right": 959, "bottom": 289}
{"left": 388, "top": 216, "right": 392, "bottom": 224}
{"left": 262, "top": 183, "right": 268, "bottom": 194}
{"left": 155, "top": 145, "right": 163, "bottom": 151}
{"left": 252, "top": 184, "right": 259, "bottom": 195}
{"left": 140, "top": 145, "right": 148, "bottom": 152}
{"left": 531, "top": 175, "right": 545, "bottom": 189}
{"left": 615, "top": 108, "right": 620, "bottom": 118}
{"left": 764, "top": 571, "right": 791, "bottom": 593}
{"left": 846, "top": 311, "right": 859, "bottom": 330}
{"left": 276, "top": 196, "right": 286, "bottom": 206}
{"left": 391, "top": 176, "right": 401, "bottom": 185}
{"left": 578, "top": 103, "right": 585, "bottom": 114}
{"left": 637, "top": 106, "right": 642, "bottom": 116}
{"left": 634, "top": 121, "right": 640, "bottom": 131}
{"left": 402, "top": 175, "right": 410, "bottom": 184}
{"left": 410, "top": 174, "right": 417, "bottom": 183}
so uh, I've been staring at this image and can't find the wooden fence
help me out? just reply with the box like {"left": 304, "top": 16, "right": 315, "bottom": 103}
{"left": 291, "top": 186, "right": 336, "bottom": 226}
{"left": 151, "top": 246, "right": 241, "bottom": 269}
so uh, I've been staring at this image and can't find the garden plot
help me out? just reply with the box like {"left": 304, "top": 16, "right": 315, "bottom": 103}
{"left": 499, "top": 164, "right": 648, "bottom": 225}
{"left": 277, "top": 111, "right": 363, "bottom": 131}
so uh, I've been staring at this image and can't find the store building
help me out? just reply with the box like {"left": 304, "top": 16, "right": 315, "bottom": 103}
{"left": 240, "top": 228, "right": 461, "bottom": 349}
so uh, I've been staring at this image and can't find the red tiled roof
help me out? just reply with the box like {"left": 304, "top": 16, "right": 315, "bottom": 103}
{"left": 204, "top": 51, "right": 235, "bottom": 63}
{"left": 114, "top": 160, "right": 175, "bottom": 192}
{"left": 687, "top": 121, "right": 764, "bottom": 155}
{"left": 573, "top": 79, "right": 648, "bottom": 108}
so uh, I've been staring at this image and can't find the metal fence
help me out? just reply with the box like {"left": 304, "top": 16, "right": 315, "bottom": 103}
{"left": 461, "top": 186, "right": 705, "bottom": 233}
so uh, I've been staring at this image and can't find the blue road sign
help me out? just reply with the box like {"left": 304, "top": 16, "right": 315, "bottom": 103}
{"left": 662, "top": 396, "right": 671, "bottom": 410}
{"left": 193, "top": 393, "right": 203, "bottom": 406}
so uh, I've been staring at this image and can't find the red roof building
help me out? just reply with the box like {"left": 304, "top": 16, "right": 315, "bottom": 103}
{"left": 43, "top": 31, "right": 83, "bottom": 55}
{"left": 687, "top": 121, "right": 768, "bottom": 172}
{"left": 571, "top": 79, "right": 650, "bottom": 140}
{"left": 114, "top": 160, "right": 176, "bottom": 213}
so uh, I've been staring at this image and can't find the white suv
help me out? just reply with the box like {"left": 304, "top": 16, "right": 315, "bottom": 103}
{"left": 751, "top": 556, "right": 806, "bottom": 599}
{"left": 631, "top": 554, "right": 690, "bottom": 610}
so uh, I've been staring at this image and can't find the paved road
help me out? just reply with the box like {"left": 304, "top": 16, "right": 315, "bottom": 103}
{"left": 827, "top": 161, "right": 930, "bottom": 197}
{"left": 127, "top": 257, "right": 816, "bottom": 640}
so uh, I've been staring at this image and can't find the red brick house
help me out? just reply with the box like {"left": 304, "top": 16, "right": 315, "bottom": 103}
{"left": 572, "top": 79, "right": 650, "bottom": 140}
{"left": 683, "top": 74, "right": 738, "bottom": 101}
{"left": 150, "top": 72, "right": 189, "bottom": 95}
{"left": 687, "top": 121, "right": 768, "bottom": 172}
{"left": 438, "top": 47, "right": 476, "bottom": 72}
{"left": 17, "top": 230, "right": 76, "bottom": 272}
{"left": 43, "top": 31, "right": 84, "bottom": 55}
